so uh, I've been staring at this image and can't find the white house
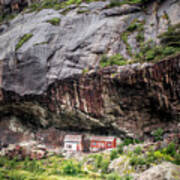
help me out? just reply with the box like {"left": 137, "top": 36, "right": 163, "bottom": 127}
{"left": 63, "top": 135, "right": 83, "bottom": 152}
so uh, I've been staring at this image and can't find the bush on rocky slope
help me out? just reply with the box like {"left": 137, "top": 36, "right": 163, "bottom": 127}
{"left": 100, "top": 54, "right": 128, "bottom": 67}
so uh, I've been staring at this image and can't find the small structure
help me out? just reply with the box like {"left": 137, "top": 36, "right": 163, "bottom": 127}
{"left": 90, "top": 136, "right": 116, "bottom": 152}
{"left": 64, "top": 135, "right": 84, "bottom": 152}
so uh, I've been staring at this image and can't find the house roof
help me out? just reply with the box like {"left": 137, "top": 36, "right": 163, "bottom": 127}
{"left": 64, "top": 135, "right": 83, "bottom": 142}
{"left": 90, "top": 136, "right": 116, "bottom": 142}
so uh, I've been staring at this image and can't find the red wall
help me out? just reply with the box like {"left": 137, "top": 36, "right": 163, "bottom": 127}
{"left": 90, "top": 139, "right": 116, "bottom": 149}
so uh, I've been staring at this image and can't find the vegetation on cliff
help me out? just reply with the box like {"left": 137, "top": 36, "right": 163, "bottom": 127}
{"left": 0, "top": 0, "right": 161, "bottom": 24}
{"left": 15, "top": 34, "right": 33, "bottom": 51}
{"left": 100, "top": 22, "right": 180, "bottom": 67}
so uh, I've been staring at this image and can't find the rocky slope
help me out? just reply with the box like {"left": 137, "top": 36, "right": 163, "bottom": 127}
{"left": 0, "top": 0, "right": 180, "bottom": 141}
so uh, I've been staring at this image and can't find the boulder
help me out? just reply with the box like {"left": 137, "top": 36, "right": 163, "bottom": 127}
{"left": 136, "top": 162, "right": 180, "bottom": 180}
{"left": 108, "top": 155, "right": 134, "bottom": 175}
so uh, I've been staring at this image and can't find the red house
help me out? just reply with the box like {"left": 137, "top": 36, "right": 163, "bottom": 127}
{"left": 90, "top": 136, "right": 116, "bottom": 152}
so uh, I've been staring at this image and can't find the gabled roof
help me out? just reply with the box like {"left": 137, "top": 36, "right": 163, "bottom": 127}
{"left": 90, "top": 136, "right": 116, "bottom": 142}
{"left": 64, "top": 135, "right": 83, "bottom": 142}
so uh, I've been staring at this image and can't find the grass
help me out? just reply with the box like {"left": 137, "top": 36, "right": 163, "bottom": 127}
{"left": 47, "top": 17, "right": 61, "bottom": 25}
{"left": 106, "top": 173, "right": 133, "bottom": 180}
{"left": 15, "top": 33, "right": 33, "bottom": 51}
{"left": 0, "top": 156, "right": 97, "bottom": 180}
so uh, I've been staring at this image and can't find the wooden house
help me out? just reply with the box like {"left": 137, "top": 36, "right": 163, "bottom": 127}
{"left": 63, "top": 135, "right": 84, "bottom": 152}
{"left": 90, "top": 136, "right": 116, "bottom": 152}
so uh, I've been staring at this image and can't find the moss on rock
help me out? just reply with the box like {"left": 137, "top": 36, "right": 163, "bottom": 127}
{"left": 15, "top": 34, "right": 33, "bottom": 51}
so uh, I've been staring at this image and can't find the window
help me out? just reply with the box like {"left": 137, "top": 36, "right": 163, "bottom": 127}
{"left": 66, "top": 144, "right": 72, "bottom": 149}
{"left": 107, "top": 142, "right": 112, "bottom": 147}
{"left": 93, "top": 142, "right": 96, "bottom": 146}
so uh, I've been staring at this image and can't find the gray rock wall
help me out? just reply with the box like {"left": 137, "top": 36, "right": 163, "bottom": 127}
{"left": 0, "top": 0, "right": 180, "bottom": 139}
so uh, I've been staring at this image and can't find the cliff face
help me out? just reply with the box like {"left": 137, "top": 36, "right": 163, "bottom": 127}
{"left": 0, "top": 0, "right": 180, "bottom": 139}
{"left": 0, "top": 54, "right": 180, "bottom": 138}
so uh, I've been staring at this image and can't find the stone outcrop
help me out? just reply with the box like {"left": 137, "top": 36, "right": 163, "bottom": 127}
{"left": 136, "top": 162, "right": 180, "bottom": 180}
{"left": 0, "top": 54, "right": 180, "bottom": 138}
{"left": 0, "top": 0, "right": 180, "bottom": 141}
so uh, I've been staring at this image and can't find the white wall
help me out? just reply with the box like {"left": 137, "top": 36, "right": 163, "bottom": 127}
{"left": 64, "top": 142, "right": 77, "bottom": 151}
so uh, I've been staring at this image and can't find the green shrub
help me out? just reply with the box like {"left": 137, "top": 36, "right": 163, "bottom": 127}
{"left": 163, "top": 46, "right": 176, "bottom": 56}
{"left": 7, "top": 158, "right": 18, "bottom": 170}
{"left": 106, "top": 173, "right": 122, "bottom": 180}
{"left": 107, "top": 173, "right": 133, "bottom": 180}
{"left": 95, "top": 154, "right": 103, "bottom": 169}
{"left": 110, "top": 150, "right": 118, "bottom": 160}
{"left": 15, "top": 34, "right": 33, "bottom": 51}
{"left": 127, "top": 23, "right": 138, "bottom": 32}
{"left": 117, "top": 144, "right": 124, "bottom": 154}
{"left": 133, "top": 146, "right": 142, "bottom": 155}
{"left": 62, "top": 160, "right": 82, "bottom": 175}
{"left": 7, "top": 171, "right": 27, "bottom": 180}
{"left": 165, "top": 142, "right": 176, "bottom": 157}
{"left": 0, "top": 157, "right": 7, "bottom": 167}
{"left": 47, "top": 17, "right": 61, "bottom": 25}
{"left": 122, "top": 175, "right": 133, "bottom": 180}
{"left": 93, "top": 154, "right": 110, "bottom": 173}
{"left": 145, "top": 49, "right": 156, "bottom": 61}
{"left": 152, "top": 128, "right": 164, "bottom": 141}
{"left": 173, "top": 153, "right": 180, "bottom": 165}
{"left": 23, "top": 159, "right": 45, "bottom": 174}
{"left": 152, "top": 150, "right": 164, "bottom": 163}
{"left": 66, "top": 0, "right": 82, "bottom": 5}
{"left": 136, "top": 32, "right": 144, "bottom": 42}
{"left": 134, "top": 139, "right": 142, "bottom": 144}
{"left": 123, "top": 138, "right": 134, "bottom": 146}
{"left": 129, "top": 156, "right": 146, "bottom": 166}
{"left": 100, "top": 54, "right": 127, "bottom": 68}
{"left": 101, "top": 159, "right": 110, "bottom": 173}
